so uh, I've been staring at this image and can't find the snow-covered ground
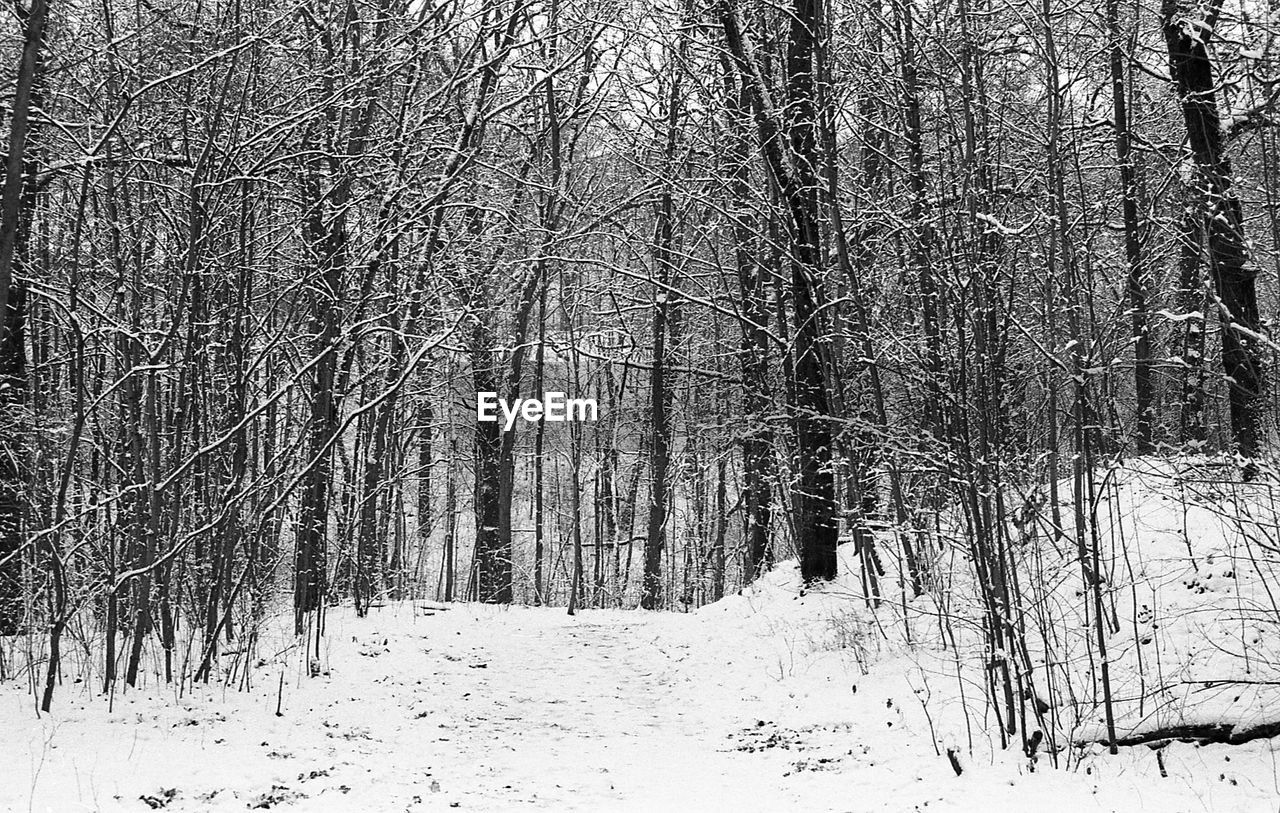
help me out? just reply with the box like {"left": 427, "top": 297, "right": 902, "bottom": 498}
{"left": 3, "top": 589, "right": 1277, "bottom": 809}
{"left": 5, "top": 460, "right": 1280, "bottom": 811}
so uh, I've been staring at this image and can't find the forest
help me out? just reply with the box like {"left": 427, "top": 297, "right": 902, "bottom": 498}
{"left": 1, "top": 0, "right": 1280, "bottom": 806}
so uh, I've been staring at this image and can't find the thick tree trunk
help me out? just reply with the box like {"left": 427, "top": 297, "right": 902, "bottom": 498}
{"left": 787, "top": 0, "right": 838, "bottom": 583}
{"left": 0, "top": 0, "right": 47, "bottom": 637}
{"left": 720, "top": 0, "right": 838, "bottom": 584}
{"left": 1163, "top": 0, "right": 1266, "bottom": 466}
{"left": 0, "top": 283, "right": 27, "bottom": 635}
{"left": 294, "top": 234, "right": 342, "bottom": 635}
{"left": 356, "top": 388, "right": 392, "bottom": 615}
{"left": 642, "top": 272, "right": 671, "bottom": 609}
{"left": 472, "top": 315, "right": 511, "bottom": 603}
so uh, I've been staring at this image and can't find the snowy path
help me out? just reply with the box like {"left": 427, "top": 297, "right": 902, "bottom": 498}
{"left": 5, "top": 598, "right": 1279, "bottom": 811}
{"left": 6, "top": 605, "right": 845, "bottom": 812}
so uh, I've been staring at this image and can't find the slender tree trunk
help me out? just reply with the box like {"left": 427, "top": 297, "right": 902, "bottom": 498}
{"left": 896, "top": 0, "right": 942, "bottom": 445}
{"left": 641, "top": 42, "right": 685, "bottom": 609}
{"left": 1178, "top": 200, "right": 1209, "bottom": 446}
{"left": 1107, "top": 0, "right": 1153, "bottom": 452}
{"left": 417, "top": 403, "right": 433, "bottom": 596}
{"left": 444, "top": 438, "right": 457, "bottom": 602}
{"left": 721, "top": 56, "right": 775, "bottom": 582}
{"left": 533, "top": 278, "right": 547, "bottom": 605}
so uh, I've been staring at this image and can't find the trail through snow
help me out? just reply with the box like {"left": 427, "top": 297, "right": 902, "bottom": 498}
{"left": 5, "top": 587, "right": 1280, "bottom": 811}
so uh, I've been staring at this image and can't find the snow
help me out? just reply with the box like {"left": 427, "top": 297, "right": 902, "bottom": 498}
{"left": 4, "top": 460, "right": 1280, "bottom": 811}
{"left": 1157, "top": 309, "right": 1205, "bottom": 323}
{"left": 1012, "top": 459, "right": 1280, "bottom": 746}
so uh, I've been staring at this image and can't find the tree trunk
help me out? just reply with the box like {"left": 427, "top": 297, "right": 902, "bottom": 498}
{"left": 417, "top": 403, "right": 433, "bottom": 596}
{"left": 533, "top": 277, "right": 547, "bottom": 605}
{"left": 720, "top": 0, "right": 838, "bottom": 583}
{"left": 472, "top": 313, "right": 510, "bottom": 603}
{"left": 1108, "top": 0, "right": 1153, "bottom": 452}
{"left": 641, "top": 42, "right": 685, "bottom": 609}
{"left": 1163, "top": 0, "right": 1266, "bottom": 467}
{"left": 721, "top": 56, "right": 775, "bottom": 583}
{"left": 1178, "top": 200, "right": 1209, "bottom": 446}
{"left": 0, "top": 0, "right": 47, "bottom": 637}
{"left": 294, "top": 206, "right": 343, "bottom": 635}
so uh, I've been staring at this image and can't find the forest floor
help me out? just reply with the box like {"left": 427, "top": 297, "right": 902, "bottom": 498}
{"left": 6, "top": 462, "right": 1280, "bottom": 812}
{"left": 5, "top": 565, "right": 1280, "bottom": 811}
